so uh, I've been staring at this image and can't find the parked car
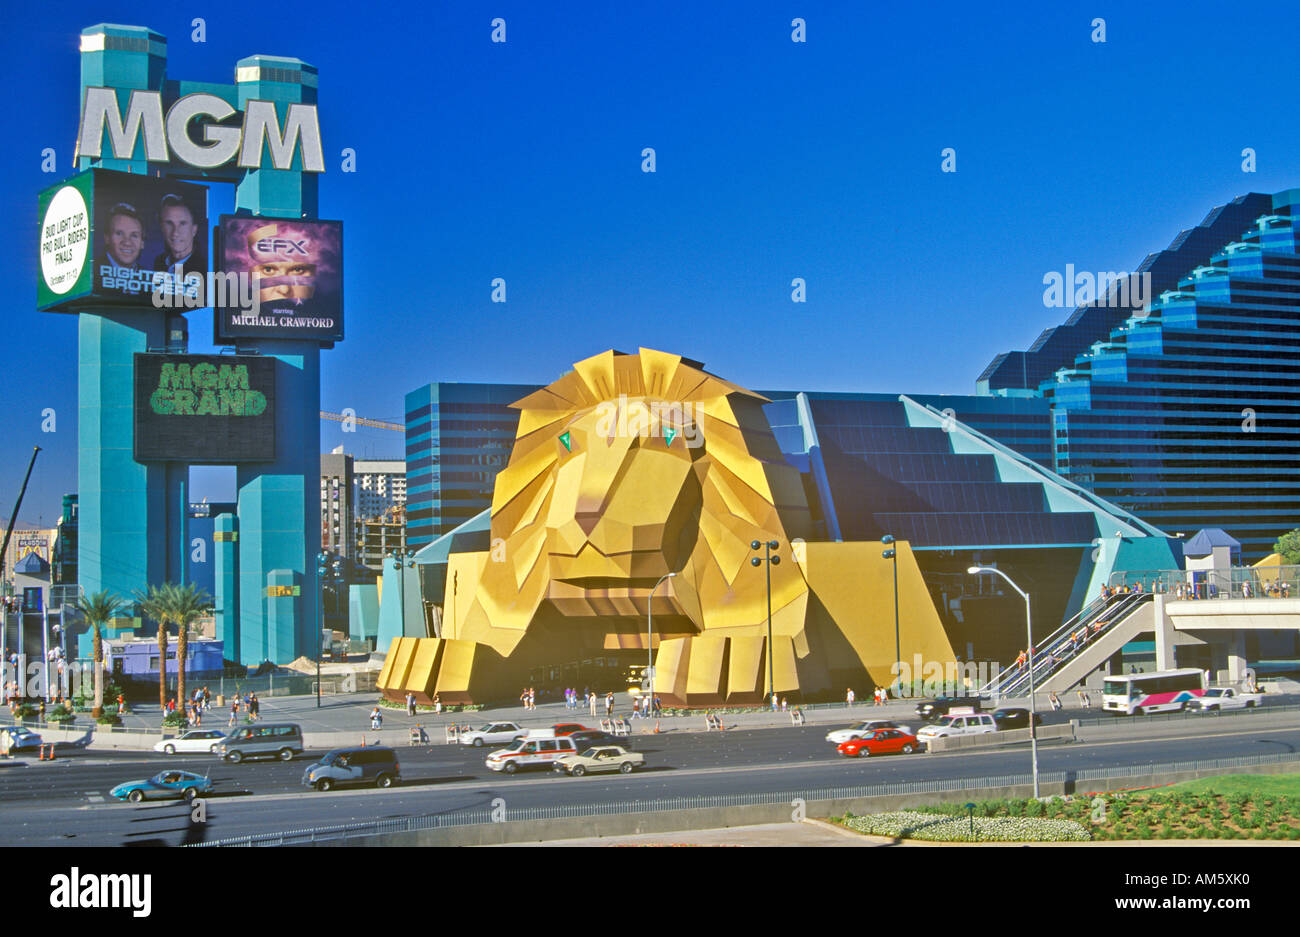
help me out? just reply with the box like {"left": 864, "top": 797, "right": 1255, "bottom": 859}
{"left": 991, "top": 708, "right": 1042, "bottom": 730}
{"left": 0, "top": 726, "right": 42, "bottom": 756}
{"left": 568, "top": 729, "right": 633, "bottom": 749}
{"left": 836, "top": 729, "right": 921, "bottom": 758}
{"left": 457, "top": 721, "right": 528, "bottom": 748}
{"left": 914, "top": 698, "right": 985, "bottom": 721}
{"left": 154, "top": 729, "right": 227, "bottom": 755}
{"left": 825, "top": 720, "right": 912, "bottom": 744}
{"left": 214, "top": 724, "right": 303, "bottom": 763}
{"left": 110, "top": 770, "right": 214, "bottom": 803}
{"left": 302, "top": 746, "right": 400, "bottom": 791}
{"left": 553, "top": 746, "right": 645, "bottom": 776}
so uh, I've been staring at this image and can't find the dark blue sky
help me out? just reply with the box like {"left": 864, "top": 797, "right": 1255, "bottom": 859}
{"left": 3, "top": 0, "right": 1298, "bottom": 524}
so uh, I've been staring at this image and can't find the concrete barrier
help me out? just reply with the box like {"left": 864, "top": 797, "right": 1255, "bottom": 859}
{"left": 925, "top": 721, "right": 1075, "bottom": 753}
{"left": 309, "top": 758, "right": 1300, "bottom": 847}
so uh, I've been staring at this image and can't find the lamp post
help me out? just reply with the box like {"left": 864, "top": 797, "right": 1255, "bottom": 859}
{"left": 882, "top": 535, "right": 899, "bottom": 696}
{"left": 968, "top": 565, "right": 1038, "bottom": 798}
{"left": 648, "top": 573, "right": 675, "bottom": 708}
{"left": 390, "top": 550, "right": 416, "bottom": 634}
{"left": 750, "top": 540, "right": 781, "bottom": 708}
{"left": 316, "top": 552, "right": 328, "bottom": 708}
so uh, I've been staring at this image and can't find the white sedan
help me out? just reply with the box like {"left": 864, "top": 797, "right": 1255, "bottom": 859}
{"left": 153, "top": 729, "right": 227, "bottom": 755}
{"left": 825, "top": 720, "right": 913, "bottom": 744}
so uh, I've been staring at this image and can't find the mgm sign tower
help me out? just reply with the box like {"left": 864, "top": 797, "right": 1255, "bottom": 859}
{"left": 38, "top": 24, "right": 343, "bottom": 665}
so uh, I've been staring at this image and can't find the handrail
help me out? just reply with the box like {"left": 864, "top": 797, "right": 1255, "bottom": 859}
{"left": 983, "top": 592, "right": 1152, "bottom": 696}
{"left": 980, "top": 591, "right": 1146, "bottom": 696}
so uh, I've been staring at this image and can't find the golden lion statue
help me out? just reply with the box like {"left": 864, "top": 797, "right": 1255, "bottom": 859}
{"left": 380, "top": 348, "right": 955, "bottom": 705}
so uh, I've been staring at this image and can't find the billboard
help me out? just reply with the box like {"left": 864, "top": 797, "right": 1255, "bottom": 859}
{"left": 38, "top": 169, "right": 208, "bottom": 310}
{"left": 134, "top": 354, "right": 276, "bottom": 463}
{"left": 214, "top": 216, "right": 343, "bottom": 342}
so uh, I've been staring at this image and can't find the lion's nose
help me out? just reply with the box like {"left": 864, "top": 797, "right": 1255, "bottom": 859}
{"left": 575, "top": 512, "right": 601, "bottom": 536}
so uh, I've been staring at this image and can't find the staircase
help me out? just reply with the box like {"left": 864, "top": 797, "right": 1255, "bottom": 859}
{"left": 980, "top": 592, "right": 1154, "bottom": 697}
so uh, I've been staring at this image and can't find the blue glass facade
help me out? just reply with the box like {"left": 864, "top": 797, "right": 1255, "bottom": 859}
{"left": 1034, "top": 190, "right": 1300, "bottom": 561}
{"left": 404, "top": 382, "right": 539, "bottom": 548}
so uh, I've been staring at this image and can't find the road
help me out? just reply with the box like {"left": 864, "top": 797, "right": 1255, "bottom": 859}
{"left": 1, "top": 714, "right": 1298, "bottom": 846}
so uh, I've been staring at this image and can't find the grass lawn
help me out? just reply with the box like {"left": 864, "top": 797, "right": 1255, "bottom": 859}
{"left": 1159, "top": 772, "right": 1300, "bottom": 798}
{"left": 831, "top": 773, "right": 1300, "bottom": 842}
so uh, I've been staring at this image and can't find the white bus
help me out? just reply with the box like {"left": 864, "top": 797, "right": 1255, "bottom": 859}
{"left": 1102, "top": 668, "right": 1206, "bottom": 715}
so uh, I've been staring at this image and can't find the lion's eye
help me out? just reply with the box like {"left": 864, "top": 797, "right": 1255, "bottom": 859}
{"left": 664, "top": 426, "right": 678, "bottom": 447}
{"left": 559, "top": 431, "right": 572, "bottom": 452}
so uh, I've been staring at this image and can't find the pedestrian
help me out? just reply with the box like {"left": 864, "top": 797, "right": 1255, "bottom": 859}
{"left": 202, "top": 686, "right": 211, "bottom": 712}
{"left": 433, "top": 694, "right": 442, "bottom": 715}
{"left": 588, "top": 691, "right": 597, "bottom": 717}
{"left": 653, "top": 695, "right": 662, "bottom": 717}
{"left": 370, "top": 706, "right": 383, "bottom": 730}
{"left": 228, "top": 698, "right": 239, "bottom": 726}
{"left": 1077, "top": 690, "right": 1091, "bottom": 709}
{"left": 1048, "top": 691, "right": 1061, "bottom": 711}
{"left": 249, "top": 693, "right": 260, "bottom": 721}
{"left": 118, "top": 693, "right": 128, "bottom": 715}
{"left": 605, "top": 692, "right": 614, "bottom": 717}
{"left": 406, "top": 692, "right": 417, "bottom": 716}
{"left": 846, "top": 688, "right": 855, "bottom": 706}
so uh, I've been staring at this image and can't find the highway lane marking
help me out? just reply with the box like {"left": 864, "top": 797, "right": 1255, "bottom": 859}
{"left": 47, "top": 724, "right": 1300, "bottom": 808}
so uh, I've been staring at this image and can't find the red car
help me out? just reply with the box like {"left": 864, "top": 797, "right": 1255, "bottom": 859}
{"left": 551, "top": 723, "right": 591, "bottom": 736}
{"left": 836, "top": 729, "right": 920, "bottom": 758}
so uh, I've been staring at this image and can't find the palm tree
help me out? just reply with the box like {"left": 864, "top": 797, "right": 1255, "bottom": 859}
{"left": 136, "top": 584, "right": 175, "bottom": 710}
{"left": 170, "top": 583, "right": 214, "bottom": 706}
{"left": 73, "top": 590, "right": 125, "bottom": 718}
{"left": 135, "top": 583, "right": 215, "bottom": 712}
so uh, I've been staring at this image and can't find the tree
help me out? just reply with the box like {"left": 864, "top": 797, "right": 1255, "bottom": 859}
{"left": 135, "top": 583, "right": 214, "bottom": 712}
{"left": 170, "top": 583, "right": 214, "bottom": 706}
{"left": 136, "top": 584, "right": 175, "bottom": 710}
{"left": 1275, "top": 529, "right": 1300, "bottom": 565}
{"left": 72, "top": 590, "right": 125, "bottom": 718}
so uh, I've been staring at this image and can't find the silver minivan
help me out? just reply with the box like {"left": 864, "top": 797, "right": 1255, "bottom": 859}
{"left": 215, "top": 723, "right": 303, "bottom": 763}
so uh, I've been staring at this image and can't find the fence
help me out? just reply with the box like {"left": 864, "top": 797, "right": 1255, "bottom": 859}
{"left": 1109, "top": 565, "right": 1300, "bottom": 600}
{"left": 189, "top": 749, "right": 1300, "bottom": 847}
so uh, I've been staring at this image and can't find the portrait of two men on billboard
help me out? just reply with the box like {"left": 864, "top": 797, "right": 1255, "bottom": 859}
{"left": 93, "top": 174, "right": 207, "bottom": 303}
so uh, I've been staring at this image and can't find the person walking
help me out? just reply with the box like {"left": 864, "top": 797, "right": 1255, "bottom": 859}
{"left": 588, "top": 691, "right": 597, "bottom": 717}
{"left": 846, "top": 688, "right": 855, "bottom": 706}
{"left": 228, "top": 698, "right": 239, "bottom": 726}
{"left": 406, "top": 692, "right": 417, "bottom": 717}
{"left": 249, "top": 693, "right": 260, "bottom": 721}
{"left": 605, "top": 692, "right": 614, "bottom": 717}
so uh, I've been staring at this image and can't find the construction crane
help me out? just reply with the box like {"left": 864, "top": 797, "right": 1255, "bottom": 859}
{"left": 320, "top": 411, "right": 403, "bottom": 432}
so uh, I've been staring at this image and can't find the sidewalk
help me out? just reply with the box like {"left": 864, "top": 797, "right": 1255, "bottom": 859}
{"left": 0, "top": 687, "right": 1111, "bottom": 751}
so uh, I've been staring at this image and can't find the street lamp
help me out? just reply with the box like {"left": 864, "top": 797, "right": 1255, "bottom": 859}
{"left": 968, "top": 565, "right": 1039, "bottom": 798}
{"left": 750, "top": 540, "right": 781, "bottom": 708}
{"left": 882, "top": 535, "right": 899, "bottom": 697}
{"left": 648, "top": 572, "right": 676, "bottom": 709}
{"left": 315, "top": 552, "right": 328, "bottom": 709}
{"left": 390, "top": 549, "right": 417, "bottom": 635}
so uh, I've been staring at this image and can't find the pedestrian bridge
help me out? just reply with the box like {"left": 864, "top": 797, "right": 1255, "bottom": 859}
{"left": 982, "top": 591, "right": 1300, "bottom": 696}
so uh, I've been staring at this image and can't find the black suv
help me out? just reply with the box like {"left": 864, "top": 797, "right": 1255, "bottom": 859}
{"left": 914, "top": 697, "right": 985, "bottom": 721}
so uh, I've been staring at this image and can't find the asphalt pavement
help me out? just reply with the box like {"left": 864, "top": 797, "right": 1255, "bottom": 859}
{"left": 4, "top": 708, "right": 1300, "bottom": 846}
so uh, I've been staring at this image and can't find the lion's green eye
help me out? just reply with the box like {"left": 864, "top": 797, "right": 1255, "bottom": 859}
{"left": 559, "top": 431, "right": 572, "bottom": 452}
{"left": 664, "top": 426, "right": 678, "bottom": 447}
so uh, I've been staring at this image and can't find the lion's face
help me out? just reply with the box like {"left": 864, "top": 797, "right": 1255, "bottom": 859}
{"left": 542, "top": 396, "right": 703, "bottom": 585}
{"left": 483, "top": 348, "right": 810, "bottom": 630}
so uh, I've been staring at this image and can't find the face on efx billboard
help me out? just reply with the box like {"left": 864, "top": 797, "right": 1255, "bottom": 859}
{"left": 214, "top": 216, "right": 343, "bottom": 342}
{"left": 134, "top": 354, "right": 276, "bottom": 463}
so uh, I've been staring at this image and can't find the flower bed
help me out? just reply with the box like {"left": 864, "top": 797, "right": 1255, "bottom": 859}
{"left": 839, "top": 810, "right": 1091, "bottom": 842}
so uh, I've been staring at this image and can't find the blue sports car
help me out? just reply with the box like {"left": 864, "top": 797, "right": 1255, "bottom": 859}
{"left": 110, "top": 770, "right": 214, "bottom": 803}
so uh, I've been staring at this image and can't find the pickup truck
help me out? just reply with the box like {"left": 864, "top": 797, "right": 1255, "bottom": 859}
{"left": 1186, "top": 687, "right": 1263, "bottom": 712}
